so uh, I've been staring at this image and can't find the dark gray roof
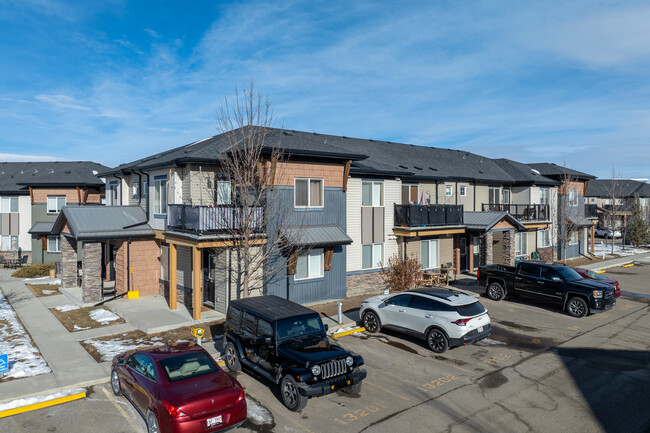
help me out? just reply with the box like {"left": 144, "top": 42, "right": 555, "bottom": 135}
{"left": 585, "top": 179, "right": 648, "bottom": 198}
{"left": 52, "top": 206, "right": 154, "bottom": 240}
{"left": 283, "top": 225, "right": 352, "bottom": 247}
{"left": 567, "top": 214, "right": 594, "bottom": 227}
{"left": 28, "top": 222, "right": 55, "bottom": 234}
{"left": 463, "top": 211, "right": 526, "bottom": 231}
{"left": 492, "top": 159, "right": 559, "bottom": 186}
{"left": 0, "top": 161, "right": 109, "bottom": 194}
{"left": 526, "top": 163, "right": 596, "bottom": 181}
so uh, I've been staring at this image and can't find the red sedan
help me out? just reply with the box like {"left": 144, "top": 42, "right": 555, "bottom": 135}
{"left": 574, "top": 268, "right": 621, "bottom": 298}
{"left": 111, "top": 344, "right": 246, "bottom": 433}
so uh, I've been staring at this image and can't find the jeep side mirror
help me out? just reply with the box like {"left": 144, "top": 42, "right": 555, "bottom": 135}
{"left": 323, "top": 324, "right": 329, "bottom": 332}
{"left": 552, "top": 277, "right": 562, "bottom": 282}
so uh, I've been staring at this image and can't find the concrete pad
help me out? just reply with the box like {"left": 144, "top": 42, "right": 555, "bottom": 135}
{"left": 72, "top": 323, "right": 137, "bottom": 341}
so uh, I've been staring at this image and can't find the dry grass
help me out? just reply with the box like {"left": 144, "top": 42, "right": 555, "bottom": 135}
{"left": 49, "top": 305, "right": 125, "bottom": 332}
{"left": 27, "top": 284, "right": 61, "bottom": 297}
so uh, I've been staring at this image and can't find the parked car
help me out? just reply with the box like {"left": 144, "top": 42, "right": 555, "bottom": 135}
{"left": 360, "top": 288, "right": 491, "bottom": 354}
{"left": 595, "top": 228, "right": 622, "bottom": 238}
{"left": 477, "top": 262, "right": 616, "bottom": 318}
{"left": 111, "top": 344, "right": 246, "bottom": 433}
{"left": 574, "top": 267, "right": 621, "bottom": 298}
{"left": 223, "top": 295, "right": 366, "bottom": 411}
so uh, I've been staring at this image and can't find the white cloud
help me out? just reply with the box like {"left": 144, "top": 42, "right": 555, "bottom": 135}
{"left": 34, "top": 94, "right": 91, "bottom": 111}
{"left": 0, "top": 153, "right": 60, "bottom": 162}
{"left": 144, "top": 28, "right": 159, "bottom": 38}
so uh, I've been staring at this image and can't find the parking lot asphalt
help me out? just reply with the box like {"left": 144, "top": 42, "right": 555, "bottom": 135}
{"left": 4, "top": 262, "right": 650, "bottom": 433}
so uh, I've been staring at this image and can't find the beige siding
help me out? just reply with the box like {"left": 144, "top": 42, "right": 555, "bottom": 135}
{"left": 181, "top": 165, "right": 191, "bottom": 203}
{"left": 456, "top": 183, "right": 474, "bottom": 210}
{"left": 526, "top": 231, "right": 537, "bottom": 255}
{"left": 405, "top": 239, "right": 420, "bottom": 261}
{"left": 511, "top": 187, "right": 530, "bottom": 205}
{"left": 439, "top": 235, "right": 453, "bottom": 266}
{"left": 346, "top": 178, "right": 362, "bottom": 272}
{"left": 475, "top": 185, "right": 490, "bottom": 210}
{"left": 437, "top": 183, "right": 456, "bottom": 205}
{"left": 418, "top": 182, "right": 437, "bottom": 203}
{"left": 187, "top": 165, "right": 220, "bottom": 206}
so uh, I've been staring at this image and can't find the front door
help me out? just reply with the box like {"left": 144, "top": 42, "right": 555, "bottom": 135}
{"left": 203, "top": 251, "right": 228, "bottom": 314}
{"left": 109, "top": 244, "right": 116, "bottom": 281}
{"left": 459, "top": 237, "right": 468, "bottom": 272}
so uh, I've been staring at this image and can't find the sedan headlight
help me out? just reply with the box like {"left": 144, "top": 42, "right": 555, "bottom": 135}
{"left": 311, "top": 365, "right": 321, "bottom": 376}
{"left": 346, "top": 356, "right": 354, "bottom": 367}
{"left": 592, "top": 290, "right": 603, "bottom": 298}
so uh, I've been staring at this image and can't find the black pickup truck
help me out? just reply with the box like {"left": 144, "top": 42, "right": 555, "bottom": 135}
{"left": 477, "top": 261, "right": 616, "bottom": 318}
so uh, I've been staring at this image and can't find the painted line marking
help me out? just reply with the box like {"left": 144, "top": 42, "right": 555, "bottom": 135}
{"left": 0, "top": 391, "right": 86, "bottom": 418}
{"left": 332, "top": 327, "right": 366, "bottom": 339}
{"left": 102, "top": 387, "right": 142, "bottom": 432}
{"left": 623, "top": 263, "right": 634, "bottom": 268}
{"left": 596, "top": 270, "right": 606, "bottom": 274}
{"left": 365, "top": 380, "right": 411, "bottom": 401}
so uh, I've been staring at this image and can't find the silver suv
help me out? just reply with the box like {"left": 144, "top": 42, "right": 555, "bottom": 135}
{"left": 360, "top": 288, "right": 491, "bottom": 353}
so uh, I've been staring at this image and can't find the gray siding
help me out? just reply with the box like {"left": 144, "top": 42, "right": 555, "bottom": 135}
{"left": 30, "top": 204, "right": 62, "bottom": 264}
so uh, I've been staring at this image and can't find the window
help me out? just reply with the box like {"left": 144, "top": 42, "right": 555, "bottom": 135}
{"left": 420, "top": 239, "right": 439, "bottom": 269}
{"left": 445, "top": 185, "right": 453, "bottom": 196}
{"left": 473, "top": 236, "right": 480, "bottom": 254}
{"left": 459, "top": 186, "right": 467, "bottom": 197}
{"left": 386, "top": 294, "right": 411, "bottom": 307}
{"left": 538, "top": 229, "right": 551, "bottom": 247}
{"left": 541, "top": 267, "right": 559, "bottom": 281}
{"left": 539, "top": 187, "right": 550, "bottom": 205}
{"left": 0, "top": 197, "right": 18, "bottom": 213}
{"left": 401, "top": 184, "right": 418, "bottom": 204}
{"left": 256, "top": 319, "right": 273, "bottom": 338}
{"left": 362, "top": 181, "right": 383, "bottom": 206}
{"left": 142, "top": 180, "right": 148, "bottom": 197}
{"left": 568, "top": 189, "right": 578, "bottom": 206}
{"left": 107, "top": 181, "right": 119, "bottom": 206}
{"left": 1, "top": 236, "right": 15, "bottom": 251}
{"left": 242, "top": 312, "right": 257, "bottom": 334}
{"left": 641, "top": 198, "right": 648, "bottom": 207}
{"left": 226, "top": 306, "right": 242, "bottom": 328}
{"left": 154, "top": 176, "right": 168, "bottom": 214}
{"left": 132, "top": 182, "right": 139, "bottom": 197}
{"left": 295, "top": 178, "right": 324, "bottom": 207}
{"left": 47, "top": 196, "right": 66, "bottom": 213}
{"left": 489, "top": 187, "right": 500, "bottom": 205}
{"left": 515, "top": 232, "right": 527, "bottom": 256}
{"left": 502, "top": 189, "right": 510, "bottom": 205}
{"left": 159, "top": 352, "right": 218, "bottom": 383}
{"left": 519, "top": 262, "right": 540, "bottom": 278}
{"left": 216, "top": 181, "right": 232, "bottom": 205}
{"left": 569, "top": 231, "right": 579, "bottom": 245}
{"left": 410, "top": 295, "right": 434, "bottom": 311}
{"left": 295, "top": 248, "right": 324, "bottom": 280}
{"left": 604, "top": 198, "right": 612, "bottom": 205}
{"left": 132, "top": 354, "right": 157, "bottom": 382}
{"left": 47, "top": 236, "right": 60, "bottom": 253}
{"left": 362, "top": 243, "right": 383, "bottom": 269}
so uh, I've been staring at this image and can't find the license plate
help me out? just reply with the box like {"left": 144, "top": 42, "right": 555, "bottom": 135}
{"left": 206, "top": 416, "right": 222, "bottom": 427}
{"left": 477, "top": 326, "right": 484, "bottom": 333}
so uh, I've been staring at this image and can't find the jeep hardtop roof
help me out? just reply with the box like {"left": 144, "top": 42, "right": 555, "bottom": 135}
{"left": 229, "top": 295, "right": 319, "bottom": 322}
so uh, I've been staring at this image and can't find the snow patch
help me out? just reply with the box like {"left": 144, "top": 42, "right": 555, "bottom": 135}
{"left": 89, "top": 308, "right": 120, "bottom": 324}
{"left": 55, "top": 304, "right": 80, "bottom": 312}
{"left": 0, "top": 388, "right": 85, "bottom": 411}
{"left": 42, "top": 290, "right": 58, "bottom": 295}
{"left": 73, "top": 324, "right": 90, "bottom": 331}
{"left": 332, "top": 326, "right": 357, "bottom": 335}
{"left": 24, "top": 277, "right": 61, "bottom": 286}
{"left": 474, "top": 338, "right": 506, "bottom": 346}
{"left": 83, "top": 337, "right": 163, "bottom": 362}
{"left": 245, "top": 396, "right": 273, "bottom": 425}
{"left": 593, "top": 243, "right": 648, "bottom": 258}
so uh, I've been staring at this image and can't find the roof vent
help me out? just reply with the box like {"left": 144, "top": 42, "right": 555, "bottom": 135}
{"left": 342, "top": 136, "right": 348, "bottom": 139}
{"left": 65, "top": 170, "right": 71, "bottom": 174}
{"left": 414, "top": 166, "right": 422, "bottom": 170}
{"left": 478, "top": 170, "right": 484, "bottom": 174}
{"left": 429, "top": 167, "right": 438, "bottom": 171}
{"left": 531, "top": 169, "right": 541, "bottom": 175}
{"left": 92, "top": 170, "right": 98, "bottom": 175}
{"left": 283, "top": 131, "right": 294, "bottom": 136}
{"left": 323, "top": 139, "right": 327, "bottom": 144}
{"left": 479, "top": 158, "right": 483, "bottom": 163}
{"left": 19, "top": 170, "right": 23, "bottom": 174}
{"left": 399, "top": 165, "right": 408, "bottom": 169}
{"left": 49, "top": 169, "right": 54, "bottom": 173}
{"left": 34, "top": 169, "right": 38, "bottom": 173}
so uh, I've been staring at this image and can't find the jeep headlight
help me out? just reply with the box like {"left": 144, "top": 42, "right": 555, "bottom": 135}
{"left": 346, "top": 356, "right": 354, "bottom": 367}
{"left": 311, "top": 365, "right": 321, "bottom": 376}
{"left": 593, "top": 290, "right": 603, "bottom": 298}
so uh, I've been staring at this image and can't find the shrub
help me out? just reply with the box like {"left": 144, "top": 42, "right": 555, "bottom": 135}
{"left": 380, "top": 254, "right": 422, "bottom": 293}
{"left": 12, "top": 263, "right": 55, "bottom": 278}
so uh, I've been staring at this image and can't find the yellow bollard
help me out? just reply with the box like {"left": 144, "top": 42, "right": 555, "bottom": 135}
{"left": 191, "top": 327, "right": 205, "bottom": 346}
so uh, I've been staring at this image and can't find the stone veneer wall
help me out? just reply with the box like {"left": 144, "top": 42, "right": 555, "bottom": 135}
{"left": 346, "top": 271, "right": 386, "bottom": 297}
{"left": 82, "top": 242, "right": 102, "bottom": 303}
{"left": 61, "top": 236, "right": 78, "bottom": 288}
{"left": 502, "top": 230, "right": 516, "bottom": 266}
{"left": 479, "top": 232, "right": 493, "bottom": 266}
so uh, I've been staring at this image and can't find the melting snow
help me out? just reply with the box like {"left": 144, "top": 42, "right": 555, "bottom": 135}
{"left": 89, "top": 309, "right": 120, "bottom": 324}
{"left": 0, "top": 290, "right": 51, "bottom": 379}
{"left": 24, "top": 277, "right": 61, "bottom": 285}
{"left": 83, "top": 337, "right": 163, "bottom": 362}
{"left": 245, "top": 396, "right": 273, "bottom": 425}
{"left": 0, "top": 388, "right": 85, "bottom": 411}
{"left": 73, "top": 324, "right": 90, "bottom": 331}
{"left": 55, "top": 304, "right": 80, "bottom": 312}
{"left": 593, "top": 243, "right": 648, "bottom": 258}
{"left": 42, "top": 290, "right": 59, "bottom": 295}
{"left": 474, "top": 338, "right": 506, "bottom": 346}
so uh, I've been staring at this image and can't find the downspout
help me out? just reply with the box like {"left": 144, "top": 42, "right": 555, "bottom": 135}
{"left": 455, "top": 181, "right": 458, "bottom": 205}
{"left": 473, "top": 182, "right": 476, "bottom": 211}
{"left": 114, "top": 173, "right": 123, "bottom": 205}
{"left": 127, "top": 238, "right": 131, "bottom": 293}
{"left": 435, "top": 181, "right": 439, "bottom": 204}
{"left": 146, "top": 172, "right": 151, "bottom": 221}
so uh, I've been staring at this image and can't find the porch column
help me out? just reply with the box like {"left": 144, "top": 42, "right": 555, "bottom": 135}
{"left": 61, "top": 235, "right": 78, "bottom": 288}
{"left": 468, "top": 235, "right": 474, "bottom": 271}
{"left": 82, "top": 242, "right": 102, "bottom": 303}
{"left": 479, "top": 232, "right": 493, "bottom": 266}
{"left": 502, "top": 230, "right": 516, "bottom": 266}
{"left": 590, "top": 225, "right": 595, "bottom": 254}
{"left": 192, "top": 246, "right": 201, "bottom": 320}
{"left": 169, "top": 243, "right": 177, "bottom": 310}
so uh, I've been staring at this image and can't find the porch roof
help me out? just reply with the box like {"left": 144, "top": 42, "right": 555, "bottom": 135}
{"left": 283, "top": 224, "right": 352, "bottom": 247}
{"left": 28, "top": 222, "right": 54, "bottom": 234}
{"left": 463, "top": 211, "right": 526, "bottom": 231}
{"left": 52, "top": 205, "right": 155, "bottom": 241}
{"left": 567, "top": 214, "right": 595, "bottom": 227}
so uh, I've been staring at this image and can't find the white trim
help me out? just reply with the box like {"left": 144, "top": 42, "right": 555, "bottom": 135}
{"left": 294, "top": 248, "right": 324, "bottom": 280}
{"left": 294, "top": 178, "right": 324, "bottom": 208}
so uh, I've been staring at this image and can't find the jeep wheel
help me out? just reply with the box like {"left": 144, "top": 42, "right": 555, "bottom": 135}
{"left": 342, "top": 382, "right": 362, "bottom": 394}
{"left": 566, "top": 297, "right": 588, "bottom": 318}
{"left": 224, "top": 342, "right": 242, "bottom": 372}
{"left": 487, "top": 282, "right": 505, "bottom": 301}
{"left": 426, "top": 329, "right": 449, "bottom": 353}
{"left": 362, "top": 311, "right": 381, "bottom": 333}
{"left": 280, "top": 374, "right": 308, "bottom": 411}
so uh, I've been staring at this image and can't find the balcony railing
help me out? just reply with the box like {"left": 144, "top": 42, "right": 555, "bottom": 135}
{"left": 167, "top": 204, "right": 264, "bottom": 233}
{"left": 394, "top": 204, "right": 463, "bottom": 227}
{"left": 481, "top": 203, "right": 550, "bottom": 221}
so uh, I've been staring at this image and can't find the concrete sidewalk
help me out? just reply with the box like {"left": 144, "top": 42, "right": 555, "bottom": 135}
{"left": 581, "top": 251, "right": 650, "bottom": 271}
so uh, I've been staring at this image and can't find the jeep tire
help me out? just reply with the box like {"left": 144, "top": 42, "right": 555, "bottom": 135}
{"left": 280, "top": 374, "right": 308, "bottom": 411}
{"left": 224, "top": 342, "right": 242, "bottom": 372}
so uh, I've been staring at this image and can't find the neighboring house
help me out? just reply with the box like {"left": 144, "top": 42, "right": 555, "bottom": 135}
{"left": 0, "top": 161, "right": 108, "bottom": 264}
{"left": 585, "top": 179, "right": 650, "bottom": 230}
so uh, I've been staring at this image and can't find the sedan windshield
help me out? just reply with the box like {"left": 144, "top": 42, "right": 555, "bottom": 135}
{"left": 159, "top": 351, "right": 219, "bottom": 383}
{"left": 555, "top": 266, "right": 583, "bottom": 282}
{"left": 583, "top": 270, "right": 608, "bottom": 280}
{"left": 277, "top": 315, "right": 325, "bottom": 340}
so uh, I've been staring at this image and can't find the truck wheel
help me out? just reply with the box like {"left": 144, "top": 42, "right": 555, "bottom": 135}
{"left": 487, "top": 282, "right": 505, "bottom": 301}
{"left": 224, "top": 342, "right": 242, "bottom": 372}
{"left": 362, "top": 311, "right": 381, "bottom": 333}
{"left": 426, "top": 329, "right": 449, "bottom": 353}
{"left": 342, "top": 382, "right": 362, "bottom": 394}
{"left": 280, "top": 374, "right": 308, "bottom": 411}
{"left": 566, "top": 297, "right": 588, "bottom": 318}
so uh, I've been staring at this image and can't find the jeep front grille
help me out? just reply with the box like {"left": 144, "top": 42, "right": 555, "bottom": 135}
{"left": 320, "top": 359, "right": 347, "bottom": 379}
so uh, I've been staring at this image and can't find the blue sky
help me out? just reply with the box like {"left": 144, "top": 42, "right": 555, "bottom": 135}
{"left": 1, "top": 0, "right": 649, "bottom": 178}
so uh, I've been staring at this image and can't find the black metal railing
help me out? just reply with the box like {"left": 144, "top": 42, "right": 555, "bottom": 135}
{"left": 167, "top": 204, "right": 264, "bottom": 233}
{"left": 481, "top": 203, "right": 550, "bottom": 221}
{"left": 394, "top": 204, "right": 463, "bottom": 227}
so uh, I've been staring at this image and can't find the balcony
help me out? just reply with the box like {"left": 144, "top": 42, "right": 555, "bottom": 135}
{"left": 394, "top": 204, "right": 464, "bottom": 227}
{"left": 167, "top": 204, "right": 264, "bottom": 233}
{"left": 481, "top": 203, "right": 550, "bottom": 222}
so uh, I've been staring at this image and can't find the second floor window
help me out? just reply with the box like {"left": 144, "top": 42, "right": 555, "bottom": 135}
{"left": 502, "top": 189, "right": 510, "bottom": 205}
{"left": 459, "top": 186, "right": 467, "bottom": 196}
{"left": 295, "top": 178, "right": 323, "bottom": 208}
{"left": 0, "top": 197, "right": 19, "bottom": 213}
{"left": 445, "top": 185, "right": 453, "bottom": 196}
{"left": 132, "top": 182, "right": 139, "bottom": 198}
{"left": 107, "top": 181, "right": 119, "bottom": 205}
{"left": 216, "top": 181, "right": 232, "bottom": 205}
{"left": 143, "top": 180, "right": 148, "bottom": 197}
{"left": 569, "top": 189, "right": 578, "bottom": 206}
{"left": 362, "top": 181, "right": 383, "bottom": 207}
{"left": 47, "top": 196, "right": 66, "bottom": 213}
{"left": 489, "top": 187, "right": 500, "bottom": 205}
{"left": 154, "top": 176, "right": 168, "bottom": 215}
{"left": 539, "top": 187, "right": 550, "bottom": 205}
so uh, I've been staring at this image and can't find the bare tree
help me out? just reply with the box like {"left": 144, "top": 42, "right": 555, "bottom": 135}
{"left": 557, "top": 169, "right": 583, "bottom": 263}
{"left": 602, "top": 171, "right": 626, "bottom": 254}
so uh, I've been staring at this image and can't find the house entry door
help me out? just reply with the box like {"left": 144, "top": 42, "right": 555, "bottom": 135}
{"left": 459, "top": 237, "right": 468, "bottom": 272}
{"left": 203, "top": 251, "right": 228, "bottom": 314}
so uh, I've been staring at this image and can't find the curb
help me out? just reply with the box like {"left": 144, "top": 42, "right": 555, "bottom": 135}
{"left": 0, "top": 377, "right": 108, "bottom": 406}
{"left": 332, "top": 327, "right": 366, "bottom": 339}
{"left": 0, "top": 390, "right": 86, "bottom": 418}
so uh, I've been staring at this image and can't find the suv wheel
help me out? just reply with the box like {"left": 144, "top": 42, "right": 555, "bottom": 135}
{"left": 224, "top": 342, "right": 242, "bottom": 372}
{"left": 280, "top": 374, "right": 308, "bottom": 411}
{"left": 566, "top": 297, "right": 588, "bottom": 318}
{"left": 487, "top": 282, "right": 505, "bottom": 301}
{"left": 426, "top": 329, "right": 449, "bottom": 353}
{"left": 362, "top": 311, "right": 381, "bottom": 333}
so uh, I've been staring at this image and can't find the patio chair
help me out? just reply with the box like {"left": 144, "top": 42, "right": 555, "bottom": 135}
{"left": 17, "top": 256, "right": 28, "bottom": 266}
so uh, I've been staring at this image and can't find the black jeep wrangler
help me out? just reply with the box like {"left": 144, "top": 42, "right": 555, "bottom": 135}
{"left": 223, "top": 295, "right": 367, "bottom": 411}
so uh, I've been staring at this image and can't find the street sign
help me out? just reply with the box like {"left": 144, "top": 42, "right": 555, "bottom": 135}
{"left": 0, "top": 354, "right": 8, "bottom": 374}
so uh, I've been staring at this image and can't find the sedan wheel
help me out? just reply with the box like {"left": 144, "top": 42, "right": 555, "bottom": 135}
{"left": 363, "top": 311, "right": 380, "bottom": 333}
{"left": 427, "top": 329, "right": 449, "bottom": 353}
{"left": 147, "top": 411, "right": 160, "bottom": 433}
{"left": 110, "top": 369, "right": 121, "bottom": 396}
{"left": 567, "top": 297, "right": 588, "bottom": 318}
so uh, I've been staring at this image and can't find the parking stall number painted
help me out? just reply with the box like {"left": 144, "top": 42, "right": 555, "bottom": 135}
{"left": 416, "top": 374, "right": 458, "bottom": 392}
{"left": 481, "top": 353, "right": 511, "bottom": 366}
{"left": 334, "top": 402, "right": 388, "bottom": 425}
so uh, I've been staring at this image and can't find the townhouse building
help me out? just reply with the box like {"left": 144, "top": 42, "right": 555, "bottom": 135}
{"left": 585, "top": 179, "right": 650, "bottom": 230}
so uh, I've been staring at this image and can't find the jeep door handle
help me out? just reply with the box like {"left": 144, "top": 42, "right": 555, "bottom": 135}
{"left": 398, "top": 309, "right": 405, "bottom": 312}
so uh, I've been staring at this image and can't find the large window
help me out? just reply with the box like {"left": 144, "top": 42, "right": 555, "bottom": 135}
{"left": 502, "top": 189, "right": 510, "bottom": 205}
{"left": 107, "top": 181, "right": 119, "bottom": 206}
{"left": 489, "top": 187, "right": 500, "bottom": 205}
{"left": 568, "top": 189, "right": 578, "bottom": 206}
{"left": 216, "top": 181, "right": 232, "bottom": 205}
{"left": 539, "top": 187, "right": 550, "bottom": 205}
{"left": 295, "top": 178, "right": 323, "bottom": 208}
{"left": 569, "top": 231, "right": 579, "bottom": 245}
{"left": 1, "top": 235, "right": 18, "bottom": 251}
{"left": 362, "top": 181, "right": 383, "bottom": 207}
{"left": 47, "top": 196, "right": 66, "bottom": 214}
{"left": 47, "top": 235, "right": 60, "bottom": 253}
{"left": 515, "top": 232, "right": 527, "bottom": 256}
{"left": 420, "top": 239, "right": 439, "bottom": 269}
{"left": 154, "top": 176, "right": 168, "bottom": 215}
{"left": 0, "top": 197, "right": 18, "bottom": 213}
{"left": 362, "top": 243, "right": 384, "bottom": 269}
{"left": 538, "top": 229, "right": 551, "bottom": 247}
{"left": 295, "top": 248, "right": 324, "bottom": 280}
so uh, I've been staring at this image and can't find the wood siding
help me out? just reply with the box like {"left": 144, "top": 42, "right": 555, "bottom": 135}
{"left": 31, "top": 187, "right": 101, "bottom": 205}
{"left": 274, "top": 161, "right": 344, "bottom": 188}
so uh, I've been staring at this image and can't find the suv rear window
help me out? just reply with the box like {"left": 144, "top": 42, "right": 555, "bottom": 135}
{"left": 227, "top": 306, "right": 241, "bottom": 328}
{"left": 456, "top": 302, "right": 486, "bottom": 317}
